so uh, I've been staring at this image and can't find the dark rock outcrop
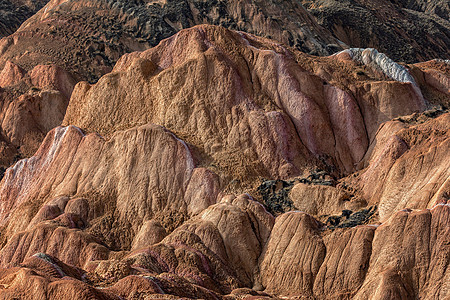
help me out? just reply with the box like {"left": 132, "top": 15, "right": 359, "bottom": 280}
{"left": 302, "top": 0, "right": 450, "bottom": 63}
{"left": 0, "top": 0, "right": 48, "bottom": 38}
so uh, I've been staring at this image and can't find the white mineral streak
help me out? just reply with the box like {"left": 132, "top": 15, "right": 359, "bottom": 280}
{"left": 344, "top": 48, "right": 418, "bottom": 85}
{"left": 434, "top": 59, "right": 450, "bottom": 65}
{"left": 0, "top": 126, "right": 77, "bottom": 225}
{"left": 167, "top": 130, "right": 195, "bottom": 185}
{"left": 340, "top": 48, "right": 428, "bottom": 107}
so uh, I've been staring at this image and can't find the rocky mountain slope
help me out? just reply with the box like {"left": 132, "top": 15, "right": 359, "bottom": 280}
{"left": 301, "top": 0, "right": 450, "bottom": 63}
{"left": 0, "top": 24, "right": 448, "bottom": 299}
{"left": 0, "top": 0, "right": 449, "bottom": 299}
{"left": 0, "top": 62, "right": 76, "bottom": 169}
{"left": 0, "top": 0, "right": 448, "bottom": 171}
{"left": 0, "top": 0, "right": 48, "bottom": 38}
{"left": 0, "top": 0, "right": 342, "bottom": 170}
{"left": 0, "top": 0, "right": 342, "bottom": 83}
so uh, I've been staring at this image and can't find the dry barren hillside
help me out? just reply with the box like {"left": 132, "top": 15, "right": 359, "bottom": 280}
{"left": 0, "top": 25, "right": 448, "bottom": 299}
{"left": 0, "top": 1, "right": 448, "bottom": 299}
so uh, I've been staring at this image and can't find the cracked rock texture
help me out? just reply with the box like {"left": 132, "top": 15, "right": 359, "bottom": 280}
{"left": 63, "top": 25, "right": 431, "bottom": 182}
{"left": 0, "top": 0, "right": 342, "bottom": 84}
{"left": 0, "top": 0, "right": 343, "bottom": 175}
{"left": 0, "top": 62, "right": 76, "bottom": 167}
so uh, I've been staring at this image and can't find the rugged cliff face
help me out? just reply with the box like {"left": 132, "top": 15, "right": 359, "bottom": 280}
{"left": 0, "top": 62, "right": 76, "bottom": 168}
{"left": 0, "top": 24, "right": 448, "bottom": 299}
{"left": 1, "top": 0, "right": 448, "bottom": 83}
{"left": 0, "top": 0, "right": 448, "bottom": 176}
{"left": 0, "top": 0, "right": 342, "bottom": 171}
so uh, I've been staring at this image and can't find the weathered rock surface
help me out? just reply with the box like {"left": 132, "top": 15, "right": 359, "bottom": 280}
{"left": 0, "top": 0, "right": 447, "bottom": 176}
{"left": 174, "top": 194, "right": 275, "bottom": 287}
{"left": 302, "top": 0, "right": 450, "bottom": 63}
{"left": 354, "top": 204, "right": 450, "bottom": 299}
{"left": 256, "top": 212, "right": 326, "bottom": 297}
{"left": 0, "top": 0, "right": 346, "bottom": 177}
{"left": 255, "top": 204, "right": 449, "bottom": 299}
{"left": 286, "top": 111, "right": 450, "bottom": 224}
{"left": 0, "top": 0, "right": 342, "bottom": 84}
{"left": 0, "top": 62, "right": 76, "bottom": 167}
{"left": 0, "top": 124, "right": 220, "bottom": 251}
{"left": 349, "top": 111, "right": 450, "bottom": 221}
{"left": 0, "top": 0, "right": 48, "bottom": 38}
{"left": 0, "top": 22, "right": 448, "bottom": 300}
{"left": 63, "top": 25, "right": 429, "bottom": 182}
{"left": 0, "top": 192, "right": 276, "bottom": 299}
{"left": 394, "top": 0, "right": 449, "bottom": 19}
{"left": 289, "top": 182, "right": 357, "bottom": 217}
{"left": 410, "top": 59, "right": 450, "bottom": 108}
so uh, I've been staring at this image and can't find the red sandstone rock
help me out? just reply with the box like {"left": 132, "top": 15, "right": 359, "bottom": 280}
{"left": 256, "top": 212, "right": 326, "bottom": 297}
{"left": 351, "top": 112, "right": 450, "bottom": 221}
{"left": 0, "top": 122, "right": 225, "bottom": 259}
{"left": 0, "top": 63, "right": 76, "bottom": 166}
{"left": 354, "top": 205, "right": 450, "bottom": 299}
{"left": 0, "top": 61, "right": 25, "bottom": 87}
{"left": 0, "top": 24, "right": 448, "bottom": 300}
{"left": 64, "top": 25, "right": 428, "bottom": 180}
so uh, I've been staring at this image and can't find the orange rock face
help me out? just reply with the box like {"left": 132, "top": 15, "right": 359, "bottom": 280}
{"left": 0, "top": 62, "right": 76, "bottom": 167}
{"left": 0, "top": 24, "right": 448, "bottom": 300}
{"left": 346, "top": 112, "right": 450, "bottom": 221}
{"left": 255, "top": 204, "right": 449, "bottom": 299}
{"left": 63, "top": 25, "right": 429, "bottom": 181}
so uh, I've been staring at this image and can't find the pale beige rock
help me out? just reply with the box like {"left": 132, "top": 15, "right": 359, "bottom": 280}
{"left": 29, "top": 64, "right": 77, "bottom": 99}
{"left": 172, "top": 194, "right": 275, "bottom": 286}
{"left": 354, "top": 205, "right": 450, "bottom": 299}
{"left": 0, "top": 124, "right": 221, "bottom": 254}
{"left": 131, "top": 220, "right": 167, "bottom": 250}
{"left": 64, "top": 198, "right": 89, "bottom": 224}
{"left": 0, "top": 61, "right": 25, "bottom": 87}
{"left": 0, "top": 64, "right": 76, "bottom": 165}
{"left": 0, "top": 222, "right": 109, "bottom": 269}
{"left": 185, "top": 168, "right": 221, "bottom": 216}
{"left": 255, "top": 205, "right": 448, "bottom": 299}
{"left": 257, "top": 211, "right": 326, "bottom": 297}
{"left": 423, "top": 68, "right": 450, "bottom": 95}
{"left": 289, "top": 183, "right": 362, "bottom": 216}
{"left": 313, "top": 226, "right": 375, "bottom": 299}
{"left": 64, "top": 25, "right": 428, "bottom": 180}
{"left": 0, "top": 24, "right": 447, "bottom": 300}
{"left": 354, "top": 113, "right": 450, "bottom": 221}
{"left": 1, "top": 90, "right": 69, "bottom": 157}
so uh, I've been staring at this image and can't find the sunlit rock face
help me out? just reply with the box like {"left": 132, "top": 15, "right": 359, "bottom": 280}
{"left": 63, "top": 25, "right": 429, "bottom": 179}
{"left": 0, "top": 0, "right": 343, "bottom": 174}
{"left": 0, "top": 62, "right": 76, "bottom": 167}
{"left": 0, "top": 0, "right": 342, "bottom": 85}
{"left": 0, "top": 0, "right": 447, "bottom": 176}
{"left": 0, "top": 21, "right": 448, "bottom": 300}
